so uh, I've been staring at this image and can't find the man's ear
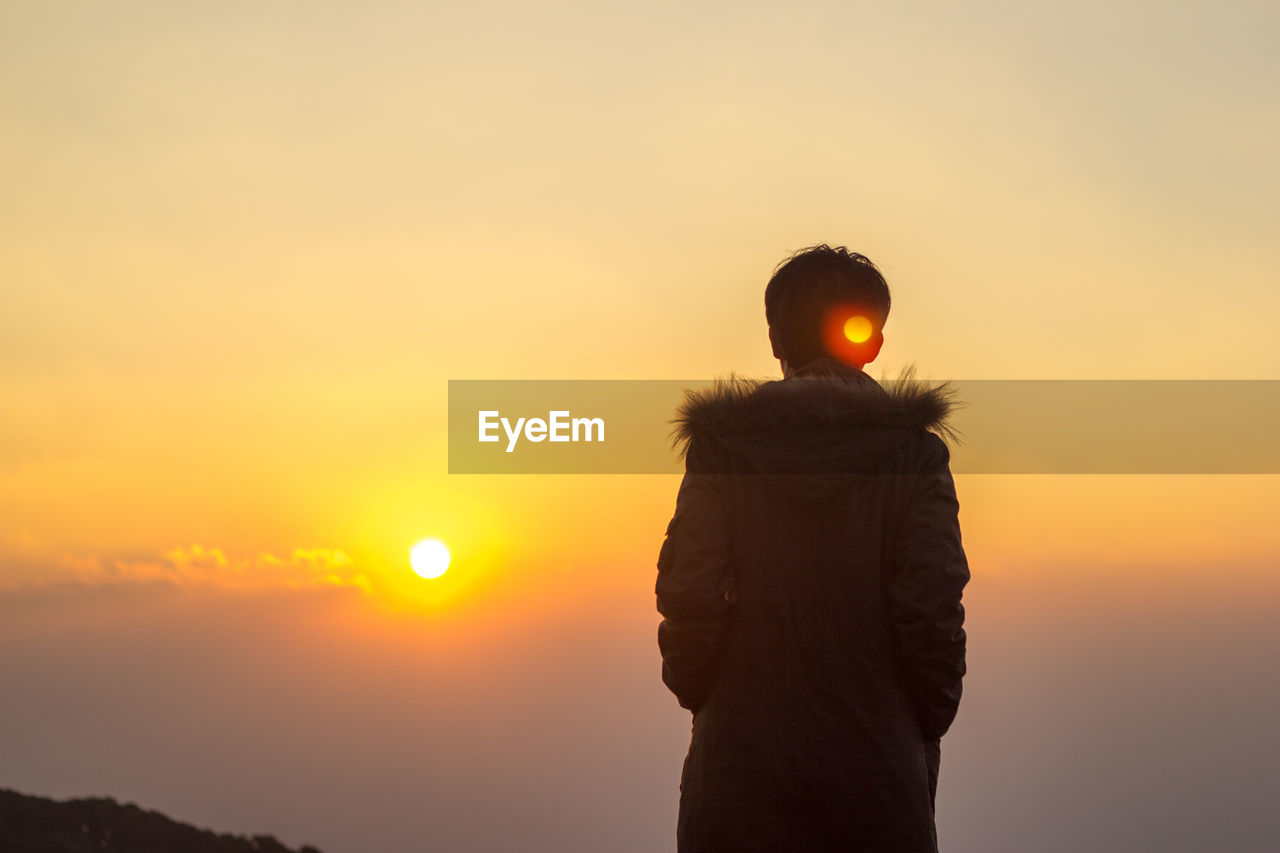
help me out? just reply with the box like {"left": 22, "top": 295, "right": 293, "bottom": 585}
{"left": 863, "top": 330, "right": 884, "bottom": 365}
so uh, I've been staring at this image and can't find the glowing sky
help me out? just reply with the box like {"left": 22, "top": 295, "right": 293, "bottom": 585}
{"left": 2, "top": 2, "right": 1279, "bottom": 851}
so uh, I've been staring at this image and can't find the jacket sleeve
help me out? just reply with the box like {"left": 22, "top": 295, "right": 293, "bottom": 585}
{"left": 655, "top": 438, "right": 734, "bottom": 712}
{"left": 888, "top": 432, "right": 970, "bottom": 741}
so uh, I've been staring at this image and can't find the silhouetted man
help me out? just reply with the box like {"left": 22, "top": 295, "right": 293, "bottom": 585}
{"left": 656, "top": 245, "right": 968, "bottom": 852}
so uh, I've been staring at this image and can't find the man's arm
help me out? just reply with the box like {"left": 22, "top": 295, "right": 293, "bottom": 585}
{"left": 888, "top": 432, "right": 970, "bottom": 741}
{"left": 655, "top": 439, "right": 733, "bottom": 712}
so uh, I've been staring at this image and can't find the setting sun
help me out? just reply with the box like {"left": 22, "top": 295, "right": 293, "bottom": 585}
{"left": 410, "top": 539, "right": 451, "bottom": 579}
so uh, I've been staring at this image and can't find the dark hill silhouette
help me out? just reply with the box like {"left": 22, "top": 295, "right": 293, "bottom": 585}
{"left": 0, "top": 788, "right": 324, "bottom": 853}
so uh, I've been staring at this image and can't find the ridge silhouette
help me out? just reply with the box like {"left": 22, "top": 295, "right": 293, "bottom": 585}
{"left": 0, "top": 788, "right": 325, "bottom": 853}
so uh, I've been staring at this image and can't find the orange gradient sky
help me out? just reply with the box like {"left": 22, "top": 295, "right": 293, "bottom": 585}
{"left": 3, "top": 2, "right": 1279, "bottom": 852}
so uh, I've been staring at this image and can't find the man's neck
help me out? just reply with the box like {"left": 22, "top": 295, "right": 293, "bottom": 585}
{"left": 783, "top": 358, "right": 866, "bottom": 379}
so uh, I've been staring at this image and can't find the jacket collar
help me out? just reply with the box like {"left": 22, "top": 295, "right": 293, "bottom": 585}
{"left": 671, "top": 362, "right": 958, "bottom": 461}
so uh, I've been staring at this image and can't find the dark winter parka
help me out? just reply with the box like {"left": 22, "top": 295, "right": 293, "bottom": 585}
{"left": 656, "top": 359, "right": 969, "bottom": 853}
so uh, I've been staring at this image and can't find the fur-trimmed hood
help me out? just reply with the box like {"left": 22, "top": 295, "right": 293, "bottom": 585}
{"left": 672, "top": 359, "right": 959, "bottom": 476}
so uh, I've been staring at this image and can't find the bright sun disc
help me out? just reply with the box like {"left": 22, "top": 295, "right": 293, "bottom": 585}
{"left": 410, "top": 539, "right": 451, "bottom": 579}
{"left": 843, "top": 315, "right": 873, "bottom": 344}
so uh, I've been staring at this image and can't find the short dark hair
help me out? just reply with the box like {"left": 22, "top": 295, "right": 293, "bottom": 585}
{"left": 764, "top": 244, "right": 891, "bottom": 368}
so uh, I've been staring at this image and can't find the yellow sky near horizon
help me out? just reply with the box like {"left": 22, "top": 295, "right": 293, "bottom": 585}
{"left": 3, "top": 0, "right": 1280, "bottom": 614}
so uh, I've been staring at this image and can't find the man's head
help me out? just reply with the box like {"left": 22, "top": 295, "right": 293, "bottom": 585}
{"left": 764, "top": 244, "right": 890, "bottom": 373}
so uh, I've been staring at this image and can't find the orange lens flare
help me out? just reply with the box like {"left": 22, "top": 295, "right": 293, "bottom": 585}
{"left": 822, "top": 305, "right": 878, "bottom": 365}
{"left": 843, "top": 315, "right": 873, "bottom": 344}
